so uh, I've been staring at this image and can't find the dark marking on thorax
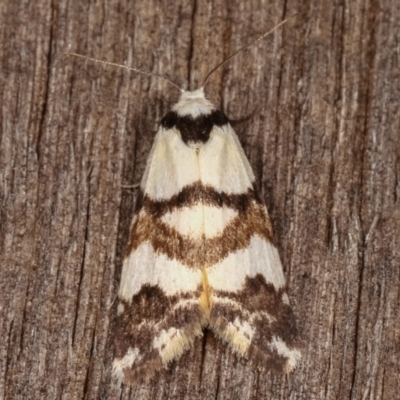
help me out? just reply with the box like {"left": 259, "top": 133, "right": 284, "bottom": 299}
{"left": 161, "top": 110, "right": 229, "bottom": 145}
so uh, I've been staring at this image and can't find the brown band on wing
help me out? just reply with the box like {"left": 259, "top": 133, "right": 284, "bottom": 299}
{"left": 135, "top": 183, "right": 263, "bottom": 218}
{"left": 126, "top": 198, "right": 274, "bottom": 268}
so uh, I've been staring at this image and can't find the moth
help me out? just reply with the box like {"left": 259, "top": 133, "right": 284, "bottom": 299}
{"left": 112, "top": 87, "right": 301, "bottom": 384}
{"left": 67, "top": 15, "right": 300, "bottom": 385}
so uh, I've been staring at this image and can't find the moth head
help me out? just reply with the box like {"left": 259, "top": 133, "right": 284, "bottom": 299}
{"left": 172, "top": 88, "right": 215, "bottom": 118}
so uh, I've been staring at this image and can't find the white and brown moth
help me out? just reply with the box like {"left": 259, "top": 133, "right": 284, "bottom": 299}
{"left": 112, "top": 82, "right": 301, "bottom": 383}
{"left": 68, "top": 16, "right": 300, "bottom": 386}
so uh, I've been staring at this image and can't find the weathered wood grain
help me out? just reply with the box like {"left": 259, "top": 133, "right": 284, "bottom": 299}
{"left": 1, "top": 0, "right": 399, "bottom": 399}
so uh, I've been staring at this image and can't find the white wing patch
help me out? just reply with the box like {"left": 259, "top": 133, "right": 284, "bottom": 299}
{"left": 161, "top": 204, "right": 238, "bottom": 239}
{"left": 207, "top": 235, "right": 286, "bottom": 291}
{"left": 119, "top": 241, "right": 202, "bottom": 301}
{"left": 269, "top": 336, "right": 302, "bottom": 371}
{"left": 141, "top": 127, "right": 200, "bottom": 200}
{"left": 112, "top": 347, "right": 142, "bottom": 383}
{"left": 152, "top": 327, "right": 197, "bottom": 365}
{"left": 199, "top": 126, "right": 255, "bottom": 194}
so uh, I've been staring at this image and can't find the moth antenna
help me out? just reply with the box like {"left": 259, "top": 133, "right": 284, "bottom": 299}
{"left": 64, "top": 52, "right": 184, "bottom": 93}
{"left": 201, "top": 13, "right": 298, "bottom": 89}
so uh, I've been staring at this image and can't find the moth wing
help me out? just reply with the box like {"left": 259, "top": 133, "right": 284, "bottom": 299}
{"left": 200, "top": 124, "right": 301, "bottom": 372}
{"left": 113, "top": 126, "right": 207, "bottom": 384}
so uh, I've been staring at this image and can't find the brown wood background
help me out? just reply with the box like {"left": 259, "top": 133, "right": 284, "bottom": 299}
{"left": 1, "top": 0, "right": 399, "bottom": 399}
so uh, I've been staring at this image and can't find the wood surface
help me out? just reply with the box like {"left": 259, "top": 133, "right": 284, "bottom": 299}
{"left": 1, "top": 0, "right": 399, "bottom": 399}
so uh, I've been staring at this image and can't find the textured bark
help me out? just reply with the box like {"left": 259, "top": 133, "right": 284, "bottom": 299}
{"left": 1, "top": 0, "right": 399, "bottom": 399}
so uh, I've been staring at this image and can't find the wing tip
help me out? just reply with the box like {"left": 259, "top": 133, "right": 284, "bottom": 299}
{"left": 112, "top": 358, "right": 163, "bottom": 386}
{"left": 210, "top": 318, "right": 301, "bottom": 374}
{"left": 112, "top": 318, "right": 206, "bottom": 386}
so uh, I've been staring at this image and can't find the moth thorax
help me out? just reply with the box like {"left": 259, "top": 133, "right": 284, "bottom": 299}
{"left": 161, "top": 89, "right": 229, "bottom": 148}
